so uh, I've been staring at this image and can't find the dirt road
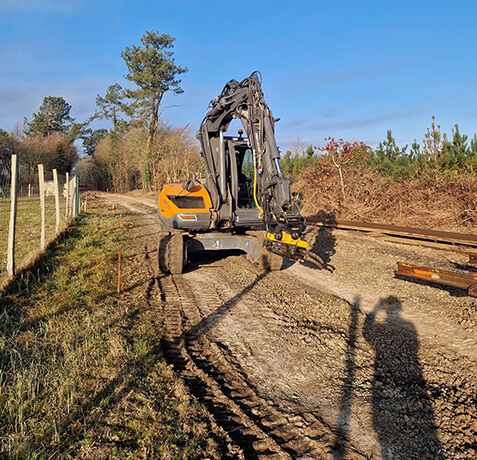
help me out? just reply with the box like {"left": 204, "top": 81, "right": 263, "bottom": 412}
{"left": 98, "top": 192, "right": 477, "bottom": 459}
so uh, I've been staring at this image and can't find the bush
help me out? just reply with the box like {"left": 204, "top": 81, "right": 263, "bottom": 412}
{"left": 83, "top": 125, "right": 202, "bottom": 192}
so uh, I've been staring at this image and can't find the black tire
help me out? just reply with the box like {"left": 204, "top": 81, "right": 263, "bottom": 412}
{"left": 158, "top": 231, "right": 170, "bottom": 274}
{"left": 168, "top": 233, "right": 184, "bottom": 275}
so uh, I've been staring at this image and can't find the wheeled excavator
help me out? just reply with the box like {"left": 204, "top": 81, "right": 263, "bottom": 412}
{"left": 157, "top": 71, "right": 321, "bottom": 274}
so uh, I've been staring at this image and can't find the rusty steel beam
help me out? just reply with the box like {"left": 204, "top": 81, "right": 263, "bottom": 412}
{"left": 370, "top": 235, "right": 465, "bottom": 252}
{"left": 308, "top": 218, "right": 477, "bottom": 249}
{"left": 395, "top": 262, "right": 477, "bottom": 297}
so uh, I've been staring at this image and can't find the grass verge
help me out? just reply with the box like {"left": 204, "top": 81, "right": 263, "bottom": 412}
{"left": 0, "top": 204, "right": 222, "bottom": 459}
{"left": 0, "top": 196, "right": 66, "bottom": 282}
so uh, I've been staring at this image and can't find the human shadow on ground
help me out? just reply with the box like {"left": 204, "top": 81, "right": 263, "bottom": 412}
{"left": 362, "top": 296, "right": 444, "bottom": 459}
{"left": 332, "top": 297, "right": 360, "bottom": 459}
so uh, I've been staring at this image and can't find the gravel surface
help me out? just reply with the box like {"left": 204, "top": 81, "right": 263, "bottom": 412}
{"left": 98, "top": 192, "right": 477, "bottom": 459}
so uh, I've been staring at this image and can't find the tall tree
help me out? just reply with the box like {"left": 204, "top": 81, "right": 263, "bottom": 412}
{"left": 121, "top": 31, "right": 187, "bottom": 187}
{"left": 25, "top": 96, "right": 74, "bottom": 138}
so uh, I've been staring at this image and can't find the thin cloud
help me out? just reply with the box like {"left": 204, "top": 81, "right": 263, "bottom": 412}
{"left": 0, "top": 0, "right": 81, "bottom": 14}
{"left": 275, "top": 110, "right": 423, "bottom": 149}
{"left": 283, "top": 110, "right": 417, "bottom": 134}
{"left": 269, "top": 60, "right": 408, "bottom": 101}
{"left": 0, "top": 77, "right": 115, "bottom": 130}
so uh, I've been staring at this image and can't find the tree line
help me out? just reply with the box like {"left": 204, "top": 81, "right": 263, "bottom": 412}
{"left": 1, "top": 30, "right": 195, "bottom": 192}
{"left": 2, "top": 29, "right": 477, "bottom": 193}
{"left": 0, "top": 96, "right": 79, "bottom": 186}
{"left": 281, "top": 116, "right": 477, "bottom": 183}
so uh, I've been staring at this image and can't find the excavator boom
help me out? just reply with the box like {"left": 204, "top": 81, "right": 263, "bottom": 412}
{"left": 197, "top": 72, "right": 306, "bottom": 242}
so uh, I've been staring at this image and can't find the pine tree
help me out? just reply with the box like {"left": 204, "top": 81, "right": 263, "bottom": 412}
{"left": 95, "top": 84, "right": 127, "bottom": 134}
{"left": 25, "top": 96, "right": 74, "bottom": 137}
{"left": 423, "top": 116, "right": 443, "bottom": 161}
{"left": 121, "top": 31, "right": 187, "bottom": 188}
{"left": 374, "top": 130, "right": 407, "bottom": 161}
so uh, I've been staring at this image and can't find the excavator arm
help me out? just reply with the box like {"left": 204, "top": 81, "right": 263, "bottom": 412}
{"left": 197, "top": 72, "right": 308, "bottom": 260}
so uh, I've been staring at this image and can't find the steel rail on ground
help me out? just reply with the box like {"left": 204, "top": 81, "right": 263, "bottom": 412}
{"left": 307, "top": 217, "right": 477, "bottom": 296}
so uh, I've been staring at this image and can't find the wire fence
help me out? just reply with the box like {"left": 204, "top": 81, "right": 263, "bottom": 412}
{"left": 0, "top": 155, "right": 79, "bottom": 285}
{"left": 0, "top": 163, "right": 11, "bottom": 277}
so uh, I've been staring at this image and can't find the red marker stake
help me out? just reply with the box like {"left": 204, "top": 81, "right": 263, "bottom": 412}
{"left": 117, "top": 252, "right": 122, "bottom": 293}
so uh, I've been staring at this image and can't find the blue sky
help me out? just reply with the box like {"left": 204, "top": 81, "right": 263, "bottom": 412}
{"left": 1, "top": 0, "right": 476, "bottom": 151}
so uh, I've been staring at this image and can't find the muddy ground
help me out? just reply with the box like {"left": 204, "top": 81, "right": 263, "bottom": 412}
{"left": 93, "top": 192, "right": 477, "bottom": 459}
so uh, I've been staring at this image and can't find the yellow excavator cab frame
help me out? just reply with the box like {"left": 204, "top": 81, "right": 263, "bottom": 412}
{"left": 158, "top": 182, "right": 212, "bottom": 232}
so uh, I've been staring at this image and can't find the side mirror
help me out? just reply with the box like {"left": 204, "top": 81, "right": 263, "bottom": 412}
{"left": 182, "top": 179, "right": 194, "bottom": 191}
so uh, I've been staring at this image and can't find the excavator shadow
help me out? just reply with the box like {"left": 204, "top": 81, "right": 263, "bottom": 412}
{"left": 184, "top": 249, "right": 248, "bottom": 271}
{"left": 302, "top": 211, "right": 337, "bottom": 272}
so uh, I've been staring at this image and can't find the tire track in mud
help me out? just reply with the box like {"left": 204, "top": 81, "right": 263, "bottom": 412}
{"left": 154, "top": 267, "right": 369, "bottom": 459}
{"left": 176, "top": 273, "right": 333, "bottom": 458}
{"left": 103, "top": 194, "right": 477, "bottom": 458}
{"left": 158, "top": 274, "right": 287, "bottom": 459}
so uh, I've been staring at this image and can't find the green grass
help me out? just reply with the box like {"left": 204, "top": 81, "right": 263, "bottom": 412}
{"left": 0, "top": 205, "right": 221, "bottom": 459}
{"left": 0, "top": 196, "right": 68, "bottom": 281}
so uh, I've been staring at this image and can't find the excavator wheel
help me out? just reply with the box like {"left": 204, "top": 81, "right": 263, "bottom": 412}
{"left": 157, "top": 231, "right": 170, "bottom": 274}
{"left": 168, "top": 232, "right": 184, "bottom": 275}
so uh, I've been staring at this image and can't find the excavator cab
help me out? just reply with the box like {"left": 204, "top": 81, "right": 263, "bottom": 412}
{"left": 226, "top": 137, "right": 256, "bottom": 210}
{"left": 158, "top": 129, "right": 264, "bottom": 233}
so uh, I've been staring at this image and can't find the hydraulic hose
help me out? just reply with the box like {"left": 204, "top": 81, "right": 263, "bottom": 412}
{"left": 253, "top": 167, "right": 263, "bottom": 212}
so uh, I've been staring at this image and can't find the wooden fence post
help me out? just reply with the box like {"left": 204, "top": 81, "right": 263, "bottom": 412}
{"left": 70, "top": 176, "right": 76, "bottom": 218}
{"left": 7, "top": 154, "right": 18, "bottom": 276}
{"left": 53, "top": 169, "right": 60, "bottom": 234}
{"left": 38, "top": 164, "right": 46, "bottom": 250}
{"left": 75, "top": 175, "right": 80, "bottom": 216}
{"left": 65, "top": 172, "right": 70, "bottom": 218}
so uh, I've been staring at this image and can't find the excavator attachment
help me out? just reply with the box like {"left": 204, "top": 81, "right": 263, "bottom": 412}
{"left": 263, "top": 231, "right": 308, "bottom": 260}
{"left": 263, "top": 231, "right": 324, "bottom": 268}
